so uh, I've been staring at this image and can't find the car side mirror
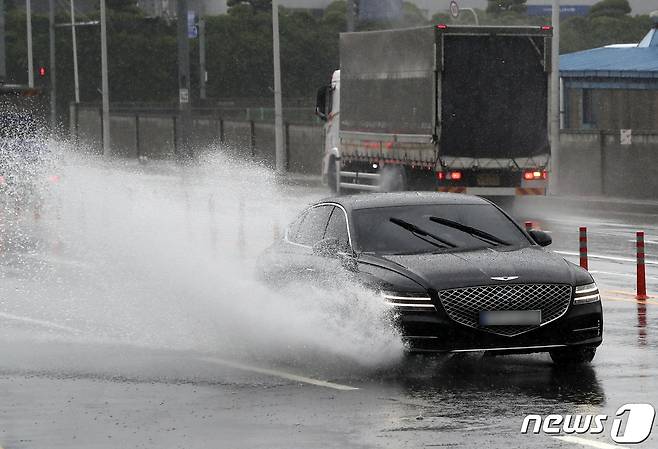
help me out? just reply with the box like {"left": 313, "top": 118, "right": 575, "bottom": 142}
{"left": 312, "top": 238, "right": 340, "bottom": 257}
{"left": 529, "top": 229, "right": 552, "bottom": 247}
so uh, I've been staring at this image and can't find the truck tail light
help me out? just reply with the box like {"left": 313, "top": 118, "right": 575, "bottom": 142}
{"left": 448, "top": 170, "right": 462, "bottom": 181}
{"left": 523, "top": 170, "right": 547, "bottom": 180}
{"left": 436, "top": 171, "right": 445, "bottom": 180}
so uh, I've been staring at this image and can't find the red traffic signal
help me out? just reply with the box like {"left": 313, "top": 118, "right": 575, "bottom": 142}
{"left": 38, "top": 66, "right": 46, "bottom": 77}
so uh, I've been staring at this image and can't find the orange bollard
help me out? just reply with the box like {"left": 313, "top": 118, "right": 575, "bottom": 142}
{"left": 637, "top": 231, "right": 648, "bottom": 300}
{"left": 579, "top": 227, "right": 588, "bottom": 270}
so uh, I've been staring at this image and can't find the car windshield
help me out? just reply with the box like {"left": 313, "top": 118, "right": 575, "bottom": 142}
{"left": 352, "top": 204, "right": 530, "bottom": 254}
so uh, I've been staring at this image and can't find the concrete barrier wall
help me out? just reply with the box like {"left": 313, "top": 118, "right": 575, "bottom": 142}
{"left": 110, "top": 115, "right": 138, "bottom": 158}
{"left": 559, "top": 130, "right": 658, "bottom": 199}
{"left": 139, "top": 116, "right": 176, "bottom": 158}
{"left": 254, "top": 122, "right": 275, "bottom": 167}
{"left": 76, "top": 107, "right": 102, "bottom": 154}
{"left": 70, "top": 106, "right": 658, "bottom": 198}
{"left": 288, "top": 124, "right": 323, "bottom": 174}
{"left": 191, "top": 118, "right": 219, "bottom": 150}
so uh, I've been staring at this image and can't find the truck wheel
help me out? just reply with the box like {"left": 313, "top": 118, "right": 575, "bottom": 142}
{"left": 327, "top": 156, "right": 338, "bottom": 193}
{"left": 549, "top": 346, "right": 597, "bottom": 365}
{"left": 379, "top": 165, "right": 406, "bottom": 192}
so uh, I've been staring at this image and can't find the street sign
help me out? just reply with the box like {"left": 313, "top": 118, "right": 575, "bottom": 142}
{"left": 620, "top": 129, "right": 632, "bottom": 145}
{"left": 179, "top": 88, "right": 189, "bottom": 104}
{"left": 187, "top": 11, "right": 197, "bottom": 38}
{"left": 450, "top": 0, "right": 460, "bottom": 19}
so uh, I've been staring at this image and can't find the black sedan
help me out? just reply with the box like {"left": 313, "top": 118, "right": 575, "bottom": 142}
{"left": 260, "top": 192, "right": 603, "bottom": 364}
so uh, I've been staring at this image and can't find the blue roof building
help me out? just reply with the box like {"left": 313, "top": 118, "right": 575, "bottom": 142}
{"left": 560, "top": 20, "right": 658, "bottom": 130}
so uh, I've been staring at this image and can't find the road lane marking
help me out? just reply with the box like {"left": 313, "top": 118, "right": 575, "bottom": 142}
{"left": 606, "top": 289, "right": 649, "bottom": 297}
{"left": 0, "top": 312, "right": 82, "bottom": 334}
{"left": 555, "top": 251, "right": 658, "bottom": 266}
{"left": 590, "top": 270, "right": 658, "bottom": 282}
{"left": 198, "top": 356, "right": 359, "bottom": 391}
{"left": 628, "top": 239, "right": 658, "bottom": 245}
{"left": 602, "top": 295, "right": 658, "bottom": 305}
{"left": 554, "top": 435, "right": 620, "bottom": 449}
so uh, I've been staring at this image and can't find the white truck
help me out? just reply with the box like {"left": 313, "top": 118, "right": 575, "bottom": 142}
{"left": 316, "top": 24, "right": 553, "bottom": 195}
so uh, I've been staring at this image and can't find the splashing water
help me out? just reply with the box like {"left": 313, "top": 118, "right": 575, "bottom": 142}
{"left": 0, "top": 142, "right": 404, "bottom": 368}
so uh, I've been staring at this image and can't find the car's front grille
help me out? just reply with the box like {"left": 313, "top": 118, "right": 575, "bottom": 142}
{"left": 438, "top": 284, "right": 572, "bottom": 337}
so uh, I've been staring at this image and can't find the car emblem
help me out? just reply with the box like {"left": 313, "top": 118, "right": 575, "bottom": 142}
{"left": 490, "top": 276, "right": 519, "bottom": 281}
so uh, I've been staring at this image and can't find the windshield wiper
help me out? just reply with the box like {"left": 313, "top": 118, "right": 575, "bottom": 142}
{"left": 428, "top": 216, "right": 509, "bottom": 246}
{"left": 389, "top": 217, "right": 457, "bottom": 249}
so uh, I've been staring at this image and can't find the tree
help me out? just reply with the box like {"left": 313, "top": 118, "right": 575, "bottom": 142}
{"left": 322, "top": 0, "right": 347, "bottom": 30}
{"left": 486, "top": 0, "right": 527, "bottom": 15}
{"left": 589, "top": 0, "right": 631, "bottom": 18}
{"left": 227, "top": 0, "right": 272, "bottom": 14}
{"left": 400, "top": 2, "right": 427, "bottom": 27}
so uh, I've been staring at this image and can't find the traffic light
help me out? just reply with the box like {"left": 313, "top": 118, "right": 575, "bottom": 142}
{"left": 38, "top": 66, "right": 47, "bottom": 78}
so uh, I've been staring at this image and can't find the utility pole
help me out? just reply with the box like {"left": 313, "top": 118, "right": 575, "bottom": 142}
{"left": 26, "top": 0, "right": 34, "bottom": 87}
{"left": 49, "top": 0, "right": 56, "bottom": 129}
{"left": 176, "top": 0, "right": 191, "bottom": 157}
{"left": 100, "top": 0, "right": 110, "bottom": 155}
{"left": 272, "top": 0, "right": 285, "bottom": 174}
{"left": 70, "top": 0, "right": 79, "bottom": 103}
{"left": 0, "top": 0, "right": 5, "bottom": 81}
{"left": 199, "top": 14, "right": 206, "bottom": 101}
{"left": 346, "top": 0, "right": 355, "bottom": 32}
{"left": 549, "top": 0, "right": 560, "bottom": 195}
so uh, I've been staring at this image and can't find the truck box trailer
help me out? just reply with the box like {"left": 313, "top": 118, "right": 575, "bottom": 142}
{"left": 315, "top": 24, "right": 553, "bottom": 195}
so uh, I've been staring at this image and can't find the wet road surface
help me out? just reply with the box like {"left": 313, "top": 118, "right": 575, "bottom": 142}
{"left": 1, "top": 158, "right": 657, "bottom": 448}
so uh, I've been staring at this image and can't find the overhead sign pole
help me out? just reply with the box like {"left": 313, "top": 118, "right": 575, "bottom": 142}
{"left": 100, "top": 0, "right": 110, "bottom": 155}
{"left": 272, "top": 0, "right": 285, "bottom": 174}
{"left": 0, "top": 0, "right": 5, "bottom": 81}
{"left": 176, "top": 0, "right": 192, "bottom": 158}
{"left": 549, "top": 0, "right": 560, "bottom": 195}
{"left": 70, "top": 0, "right": 80, "bottom": 103}
{"left": 26, "top": 0, "right": 34, "bottom": 87}
{"left": 49, "top": 0, "right": 56, "bottom": 130}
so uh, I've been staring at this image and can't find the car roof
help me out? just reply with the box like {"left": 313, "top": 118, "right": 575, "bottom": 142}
{"left": 318, "top": 192, "right": 490, "bottom": 212}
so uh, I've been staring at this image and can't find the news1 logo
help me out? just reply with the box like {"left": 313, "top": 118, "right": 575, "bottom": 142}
{"left": 521, "top": 403, "right": 656, "bottom": 444}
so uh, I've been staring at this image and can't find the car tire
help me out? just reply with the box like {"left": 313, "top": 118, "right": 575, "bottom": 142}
{"left": 549, "top": 346, "right": 597, "bottom": 365}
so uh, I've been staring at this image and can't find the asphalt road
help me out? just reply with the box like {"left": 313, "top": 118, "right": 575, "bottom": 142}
{"left": 0, "top": 156, "right": 657, "bottom": 448}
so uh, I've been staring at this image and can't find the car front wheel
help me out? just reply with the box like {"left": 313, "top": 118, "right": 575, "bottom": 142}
{"left": 549, "top": 346, "right": 597, "bottom": 365}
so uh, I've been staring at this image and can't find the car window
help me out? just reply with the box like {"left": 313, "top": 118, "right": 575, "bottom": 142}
{"left": 324, "top": 206, "right": 350, "bottom": 251}
{"left": 294, "top": 205, "right": 333, "bottom": 246}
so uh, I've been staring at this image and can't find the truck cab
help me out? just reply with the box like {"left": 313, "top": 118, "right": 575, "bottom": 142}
{"left": 316, "top": 70, "right": 341, "bottom": 192}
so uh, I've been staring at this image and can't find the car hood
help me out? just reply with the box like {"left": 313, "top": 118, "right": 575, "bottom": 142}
{"left": 363, "top": 246, "right": 577, "bottom": 291}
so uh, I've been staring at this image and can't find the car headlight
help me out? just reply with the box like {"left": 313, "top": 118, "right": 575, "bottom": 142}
{"left": 573, "top": 282, "right": 600, "bottom": 305}
{"left": 380, "top": 291, "right": 435, "bottom": 310}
